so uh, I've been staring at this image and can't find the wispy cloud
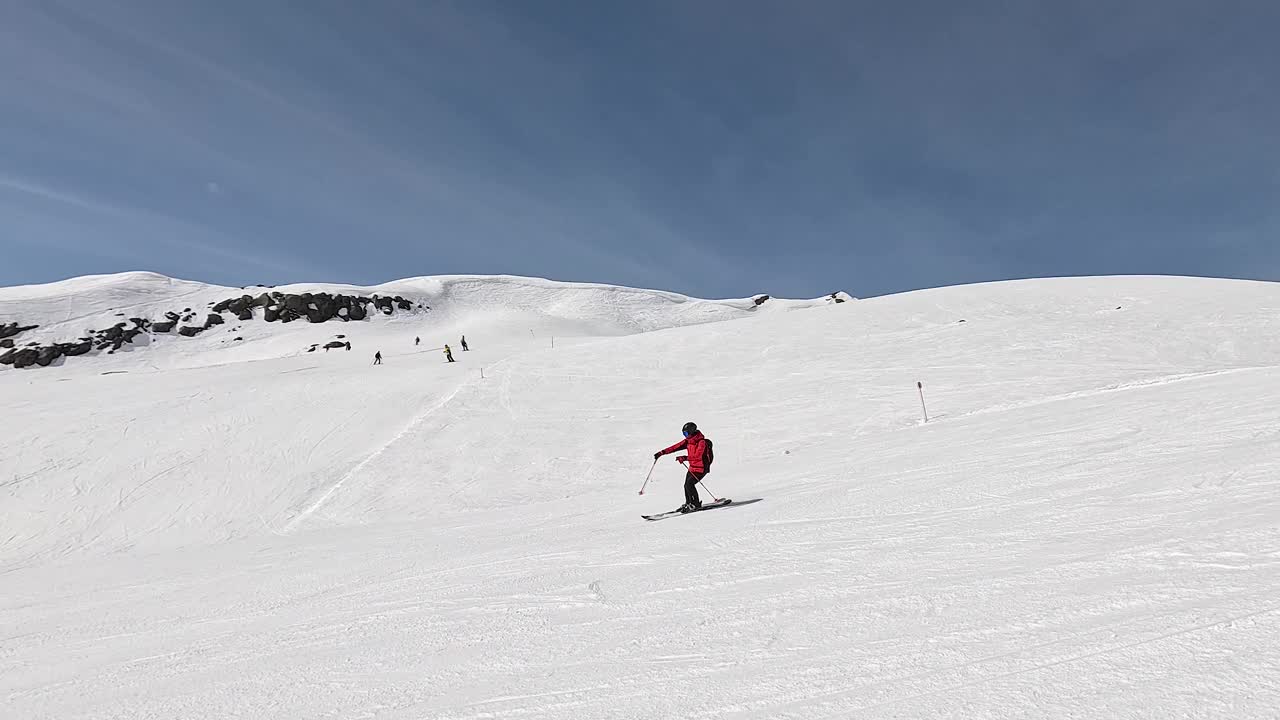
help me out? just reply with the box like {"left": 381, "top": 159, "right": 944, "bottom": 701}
{"left": 0, "top": 172, "right": 313, "bottom": 277}
{"left": 1, "top": 0, "right": 1277, "bottom": 296}
{"left": 0, "top": 174, "right": 104, "bottom": 213}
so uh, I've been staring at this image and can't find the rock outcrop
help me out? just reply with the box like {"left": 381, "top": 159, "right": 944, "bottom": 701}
{"left": 0, "top": 322, "right": 39, "bottom": 340}
{"left": 3, "top": 290, "right": 425, "bottom": 370}
{"left": 2, "top": 335, "right": 101, "bottom": 368}
{"left": 247, "top": 291, "right": 423, "bottom": 324}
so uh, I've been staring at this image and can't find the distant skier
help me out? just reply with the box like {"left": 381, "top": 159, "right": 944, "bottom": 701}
{"left": 444, "top": 344, "right": 455, "bottom": 363}
{"left": 344, "top": 342, "right": 351, "bottom": 351}
{"left": 461, "top": 335, "right": 469, "bottom": 351}
{"left": 653, "top": 422, "right": 714, "bottom": 512}
{"left": 415, "top": 336, "right": 420, "bottom": 346}
{"left": 373, "top": 351, "right": 382, "bottom": 365}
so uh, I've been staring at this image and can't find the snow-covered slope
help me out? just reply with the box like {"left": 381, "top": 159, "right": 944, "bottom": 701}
{"left": 1, "top": 272, "right": 843, "bottom": 562}
{"left": 3, "top": 274, "right": 1279, "bottom": 719}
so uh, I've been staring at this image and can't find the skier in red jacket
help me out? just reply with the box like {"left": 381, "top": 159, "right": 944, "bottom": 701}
{"left": 654, "top": 422, "right": 713, "bottom": 512}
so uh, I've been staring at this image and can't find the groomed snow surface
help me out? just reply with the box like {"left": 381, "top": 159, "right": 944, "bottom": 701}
{"left": 2, "top": 273, "right": 1278, "bottom": 719}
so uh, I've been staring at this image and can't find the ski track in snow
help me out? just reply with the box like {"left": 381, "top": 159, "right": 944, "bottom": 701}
{"left": 959, "top": 364, "right": 1278, "bottom": 420}
{"left": 2, "top": 274, "right": 1280, "bottom": 718}
{"left": 281, "top": 380, "right": 471, "bottom": 534}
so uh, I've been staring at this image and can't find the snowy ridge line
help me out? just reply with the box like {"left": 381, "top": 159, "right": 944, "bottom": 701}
{"left": 1, "top": 270, "right": 847, "bottom": 373}
{"left": 280, "top": 381, "right": 470, "bottom": 533}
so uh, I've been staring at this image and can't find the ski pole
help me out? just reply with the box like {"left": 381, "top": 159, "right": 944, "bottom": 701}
{"left": 697, "top": 477, "right": 721, "bottom": 502}
{"left": 637, "top": 458, "right": 658, "bottom": 495}
{"left": 917, "top": 381, "right": 929, "bottom": 423}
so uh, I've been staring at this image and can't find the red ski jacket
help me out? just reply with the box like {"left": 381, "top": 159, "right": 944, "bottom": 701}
{"left": 659, "top": 431, "right": 711, "bottom": 474}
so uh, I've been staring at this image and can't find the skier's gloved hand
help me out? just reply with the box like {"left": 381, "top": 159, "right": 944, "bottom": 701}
{"left": 653, "top": 451, "right": 663, "bottom": 460}
{"left": 677, "top": 456, "right": 688, "bottom": 464}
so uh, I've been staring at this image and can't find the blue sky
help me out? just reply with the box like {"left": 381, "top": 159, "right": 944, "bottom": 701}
{"left": 2, "top": 1, "right": 1278, "bottom": 299}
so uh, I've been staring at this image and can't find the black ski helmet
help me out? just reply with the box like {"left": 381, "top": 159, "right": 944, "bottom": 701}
{"left": 682, "top": 421, "right": 698, "bottom": 436}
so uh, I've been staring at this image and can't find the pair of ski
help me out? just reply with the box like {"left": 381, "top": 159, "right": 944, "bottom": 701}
{"left": 642, "top": 498, "right": 732, "bottom": 521}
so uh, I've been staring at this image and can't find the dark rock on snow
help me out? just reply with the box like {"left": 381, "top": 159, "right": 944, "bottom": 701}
{"left": 11, "top": 348, "right": 39, "bottom": 368}
{"left": 7, "top": 289, "right": 427, "bottom": 370}
{"left": 219, "top": 291, "right": 408, "bottom": 324}
{"left": 36, "top": 346, "right": 62, "bottom": 366}
{"left": 0, "top": 322, "right": 40, "bottom": 339}
{"left": 62, "top": 340, "right": 93, "bottom": 356}
{"left": 225, "top": 295, "right": 253, "bottom": 315}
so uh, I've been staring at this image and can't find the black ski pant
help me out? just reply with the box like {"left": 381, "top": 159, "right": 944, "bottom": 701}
{"left": 684, "top": 471, "right": 704, "bottom": 507}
